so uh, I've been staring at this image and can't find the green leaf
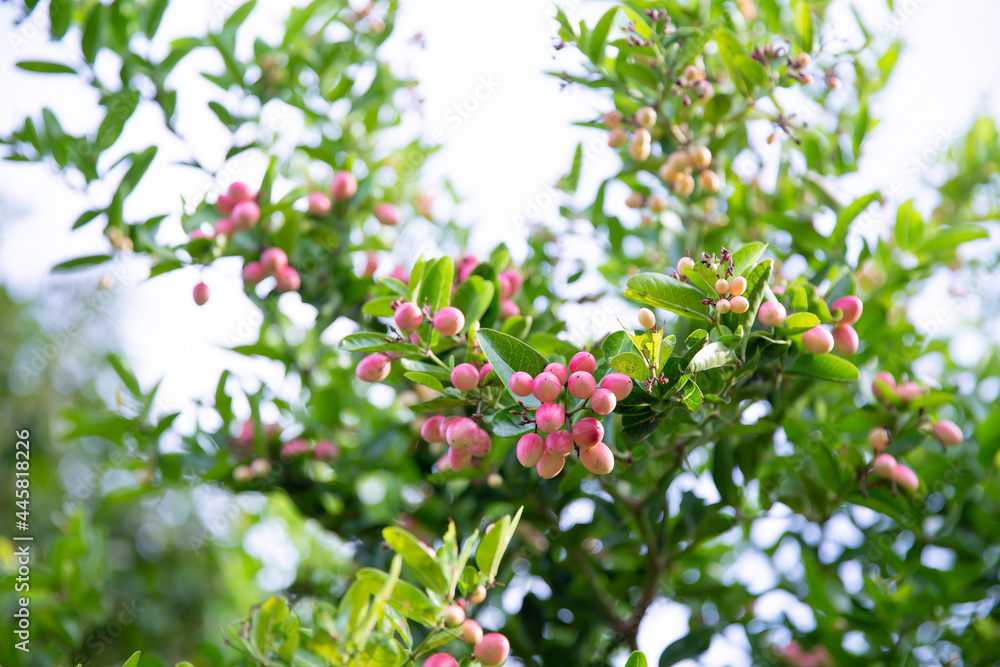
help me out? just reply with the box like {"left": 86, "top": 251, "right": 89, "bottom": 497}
{"left": 474, "top": 507, "right": 523, "bottom": 584}
{"left": 451, "top": 276, "right": 495, "bottom": 333}
{"left": 687, "top": 342, "right": 737, "bottom": 373}
{"left": 732, "top": 242, "right": 767, "bottom": 276}
{"left": 52, "top": 254, "right": 112, "bottom": 273}
{"left": 382, "top": 527, "right": 448, "bottom": 594}
{"left": 476, "top": 329, "right": 549, "bottom": 407}
{"left": 224, "top": 0, "right": 257, "bottom": 31}
{"left": 894, "top": 200, "right": 922, "bottom": 251}
{"left": 106, "top": 354, "right": 141, "bottom": 396}
{"left": 340, "top": 333, "right": 421, "bottom": 354}
{"left": 362, "top": 296, "right": 397, "bottom": 317}
{"left": 659, "top": 628, "right": 713, "bottom": 666}
{"left": 728, "top": 260, "right": 772, "bottom": 355}
{"left": 780, "top": 312, "right": 821, "bottom": 334}
{"left": 487, "top": 408, "right": 535, "bottom": 438}
{"left": 625, "top": 652, "right": 648, "bottom": 667}
{"left": 404, "top": 372, "right": 443, "bottom": 393}
{"left": 793, "top": 0, "right": 814, "bottom": 53}
{"left": 602, "top": 330, "right": 638, "bottom": 359}
{"left": 625, "top": 273, "right": 713, "bottom": 322}
{"left": 916, "top": 224, "right": 988, "bottom": 253}
{"left": 834, "top": 192, "right": 881, "bottom": 244}
{"left": 72, "top": 209, "right": 103, "bottom": 230}
{"left": 786, "top": 354, "right": 860, "bottom": 382}
{"left": 97, "top": 91, "right": 141, "bottom": 152}
{"left": 680, "top": 381, "right": 703, "bottom": 412}
{"left": 611, "top": 352, "right": 651, "bottom": 382}
{"left": 417, "top": 257, "right": 454, "bottom": 312}
{"left": 121, "top": 652, "right": 142, "bottom": 667}
{"left": 587, "top": 7, "right": 618, "bottom": 63}
{"left": 409, "top": 398, "right": 472, "bottom": 413}
{"left": 17, "top": 60, "right": 76, "bottom": 74}
{"left": 977, "top": 409, "right": 1000, "bottom": 469}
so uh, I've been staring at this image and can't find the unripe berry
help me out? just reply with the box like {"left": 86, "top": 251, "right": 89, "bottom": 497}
{"left": 499, "top": 270, "right": 523, "bottom": 298}
{"left": 831, "top": 295, "right": 863, "bottom": 325}
{"left": 307, "top": 192, "right": 332, "bottom": 217}
{"left": 729, "top": 276, "right": 747, "bottom": 297}
{"left": 469, "top": 429, "right": 492, "bottom": 457}
{"left": 275, "top": 266, "right": 300, "bottom": 292}
{"left": 243, "top": 261, "right": 268, "bottom": 286}
{"left": 470, "top": 584, "right": 487, "bottom": 605}
{"left": 635, "top": 106, "right": 657, "bottom": 128}
{"left": 683, "top": 65, "right": 704, "bottom": 82}
{"left": 715, "top": 299, "right": 731, "bottom": 315}
{"left": 872, "top": 453, "right": 896, "bottom": 479}
{"left": 794, "top": 52, "right": 811, "bottom": 68}
{"left": 677, "top": 256, "right": 696, "bottom": 275}
{"left": 872, "top": 371, "right": 896, "bottom": 400}
{"left": 356, "top": 353, "right": 391, "bottom": 382}
{"left": 896, "top": 381, "right": 924, "bottom": 402}
{"left": 932, "top": 419, "right": 963, "bottom": 447}
{"left": 802, "top": 326, "right": 834, "bottom": 354}
{"left": 451, "top": 363, "right": 480, "bottom": 392}
{"left": 509, "top": 371, "right": 534, "bottom": 397}
{"left": 625, "top": 191, "right": 645, "bottom": 208}
{"left": 461, "top": 619, "right": 484, "bottom": 645}
{"left": 516, "top": 433, "right": 544, "bottom": 467}
{"left": 630, "top": 128, "right": 651, "bottom": 161}
{"left": 474, "top": 633, "right": 511, "bottom": 666}
{"left": 699, "top": 170, "right": 721, "bottom": 193}
{"left": 729, "top": 296, "right": 750, "bottom": 314}
{"left": 372, "top": 203, "right": 399, "bottom": 227}
{"left": 499, "top": 299, "right": 521, "bottom": 320}
{"left": 446, "top": 417, "right": 479, "bottom": 450}
{"left": 544, "top": 430, "right": 574, "bottom": 457}
{"left": 228, "top": 182, "right": 254, "bottom": 203}
{"left": 433, "top": 307, "right": 465, "bottom": 336}
{"left": 535, "top": 402, "right": 566, "bottom": 433}
{"left": 758, "top": 301, "right": 787, "bottom": 328}
{"left": 544, "top": 363, "right": 569, "bottom": 385}
{"left": 893, "top": 464, "right": 919, "bottom": 492}
{"left": 689, "top": 145, "right": 712, "bottom": 169}
{"left": 868, "top": 427, "right": 890, "bottom": 452}
{"left": 422, "top": 654, "right": 457, "bottom": 667}
{"left": 600, "top": 372, "right": 633, "bottom": 400}
{"left": 261, "top": 247, "right": 288, "bottom": 275}
{"left": 536, "top": 453, "right": 565, "bottom": 479}
{"left": 832, "top": 324, "right": 859, "bottom": 355}
{"left": 233, "top": 464, "right": 253, "bottom": 483}
{"left": 193, "top": 282, "right": 210, "bottom": 306}
{"left": 580, "top": 442, "right": 615, "bottom": 475}
{"left": 603, "top": 110, "right": 623, "bottom": 128}
{"left": 448, "top": 446, "right": 472, "bottom": 471}
{"left": 249, "top": 458, "right": 271, "bottom": 477}
{"left": 215, "top": 193, "right": 235, "bottom": 215}
{"left": 715, "top": 278, "right": 730, "bottom": 295}
{"left": 394, "top": 302, "right": 423, "bottom": 331}
{"left": 608, "top": 127, "right": 628, "bottom": 148}
{"left": 214, "top": 218, "right": 237, "bottom": 237}
{"left": 569, "top": 351, "right": 597, "bottom": 374}
{"left": 232, "top": 200, "right": 260, "bottom": 230}
{"left": 421, "top": 416, "right": 446, "bottom": 443}
{"left": 441, "top": 604, "right": 465, "bottom": 627}
{"left": 568, "top": 371, "right": 596, "bottom": 400}
{"left": 647, "top": 194, "right": 668, "bottom": 213}
{"left": 479, "top": 363, "right": 493, "bottom": 385}
{"left": 330, "top": 171, "right": 358, "bottom": 201}
{"left": 638, "top": 307, "right": 656, "bottom": 330}
{"left": 665, "top": 150, "right": 691, "bottom": 173}
{"left": 590, "top": 388, "right": 617, "bottom": 415}
{"left": 533, "top": 372, "right": 563, "bottom": 403}
{"left": 572, "top": 417, "right": 604, "bottom": 449}
{"left": 672, "top": 172, "right": 695, "bottom": 197}
{"left": 312, "top": 440, "right": 339, "bottom": 461}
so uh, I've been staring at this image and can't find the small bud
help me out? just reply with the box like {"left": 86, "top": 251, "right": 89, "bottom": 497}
{"left": 580, "top": 442, "right": 615, "bottom": 475}
{"left": 312, "top": 440, "right": 339, "bottom": 461}
{"left": 373, "top": 202, "right": 400, "bottom": 226}
{"left": 794, "top": 52, "right": 811, "bottom": 68}
{"left": 647, "top": 194, "right": 668, "bottom": 213}
{"left": 638, "top": 307, "right": 656, "bottom": 330}
{"left": 683, "top": 65, "right": 704, "bottom": 82}
{"left": 625, "top": 191, "right": 645, "bottom": 208}
{"left": 535, "top": 402, "right": 566, "bottom": 433}
{"left": 516, "top": 433, "right": 544, "bottom": 467}
{"left": 233, "top": 465, "right": 253, "bottom": 483}
{"left": 469, "top": 584, "right": 487, "bottom": 605}
{"left": 193, "top": 282, "right": 210, "bottom": 306}
{"left": 280, "top": 438, "right": 309, "bottom": 460}
{"left": 802, "top": 326, "right": 834, "bottom": 354}
{"left": 249, "top": 458, "right": 271, "bottom": 477}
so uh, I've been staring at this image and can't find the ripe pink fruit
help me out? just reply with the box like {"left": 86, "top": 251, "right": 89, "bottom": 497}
{"left": 893, "top": 464, "right": 919, "bottom": 491}
{"left": 448, "top": 446, "right": 472, "bottom": 471}
{"left": 363, "top": 251, "right": 378, "bottom": 277}
{"left": 600, "top": 372, "right": 633, "bottom": 401}
{"left": 715, "top": 299, "right": 731, "bottom": 315}
{"left": 831, "top": 295, "right": 863, "bottom": 325}
{"left": 544, "top": 430, "right": 574, "bottom": 457}
{"left": 544, "top": 363, "right": 569, "bottom": 385}
{"left": 499, "top": 299, "right": 521, "bottom": 320}
{"left": 699, "top": 170, "right": 721, "bottom": 193}
{"left": 275, "top": 266, "right": 300, "bottom": 292}
{"left": 872, "top": 453, "right": 896, "bottom": 479}
{"left": 479, "top": 363, "right": 493, "bottom": 384}
{"left": 261, "top": 247, "right": 288, "bottom": 275}
{"left": 312, "top": 440, "right": 339, "bottom": 461}
{"left": 433, "top": 307, "right": 465, "bottom": 336}
{"left": 193, "top": 282, "right": 210, "bottom": 306}
{"left": 373, "top": 202, "right": 400, "bottom": 226}
{"left": 228, "top": 181, "right": 254, "bottom": 202}
{"left": 474, "top": 633, "right": 511, "bottom": 666}
{"left": 572, "top": 417, "right": 604, "bottom": 448}
{"left": 280, "top": 438, "right": 309, "bottom": 459}
{"left": 232, "top": 200, "right": 260, "bottom": 230}
{"left": 442, "top": 604, "right": 465, "bottom": 627}
{"left": 568, "top": 371, "right": 596, "bottom": 400}
{"left": 832, "top": 324, "right": 859, "bottom": 355}
{"left": 446, "top": 417, "right": 479, "bottom": 449}
{"left": 536, "top": 453, "right": 565, "bottom": 479}
{"left": 461, "top": 619, "right": 484, "bottom": 644}
{"left": 532, "top": 372, "right": 563, "bottom": 403}
{"left": 438, "top": 416, "right": 459, "bottom": 441}
{"left": 535, "top": 402, "right": 565, "bottom": 433}
{"left": 214, "top": 218, "right": 237, "bottom": 237}
{"left": 469, "top": 429, "right": 492, "bottom": 457}
{"left": 306, "top": 192, "right": 332, "bottom": 217}
{"left": 591, "top": 388, "right": 617, "bottom": 415}
{"left": 421, "top": 416, "right": 446, "bottom": 443}
{"left": 932, "top": 420, "right": 963, "bottom": 447}
{"left": 729, "top": 296, "right": 750, "bottom": 314}
{"left": 451, "top": 363, "right": 480, "bottom": 392}
{"left": 872, "top": 371, "right": 896, "bottom": 401}
{"left": 715, "top": 278, "right": 730, "bottom": 295}
{"left": 499, "top": 270, "right": 522, "bottom": 299}
{"left": 868, "top": 427, "right": 890, "bottom": 452}
{"left": 356, "top": 353, "right": 391, "bottom": 382}
{"left": 509, "top": 371, "right": 534, "bottom": 397}
{"left": 516, "top": 433, "right": 544, "bottom": 467}
{"left": 569, "top": 351, "right": 597, "bottom": 374}
{"left": 758, "top": 301, "right": 787, "bottom": 328}
{"left": 422, "top": 654, "right": 458, "bottom": 667}
{"left": 896, "top": 382, "right": 923, "bottom": 402}
{"left": 394, "top": 302, "right": 423, "bottom": 331}
{"left": 457, "top": 255, "right": 480, "bottom": 283}
{"left": 802, "top": 326, "right": 834, "bottom": 354}
{"left": 729, "top": 276, "right": 747, "bottom": 297}
{"left": 215, "top": 193, "right": 234, "bottom": 215}
{"left": 580, "top": 442, "right": 615, "bottom": 475}
{"left": 243, "top": 261, "right": 267, "bottom": 285}
{"left": 330, "top": 171, "right": 358, "bottom": 201}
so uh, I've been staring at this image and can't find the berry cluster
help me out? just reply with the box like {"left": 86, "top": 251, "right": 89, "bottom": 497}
{"left": 423, "top": 630, "right": 509, "bottom": 666}
{"left": 675, "top": 253, "right": 749, "bottom": 314}
{"left": 227, "top": 420, "right": 339, "bottom": 483}
{"left": 801, "top": 296, "right": 863, "bottom": 355}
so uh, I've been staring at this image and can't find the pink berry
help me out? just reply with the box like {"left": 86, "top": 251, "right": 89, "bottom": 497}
{"left": 568, "top": 371, "right": 596, "bottom": 400}
{"left": 307, "top": 192, "right": 332, "bottom": 217}
{"left": 832, "top": 324, "right": 859, "bottom": 355}
{"left": 544, "top": 430, "right": 574, "bottom": 457}
{"left": 600, "top": 372, "right": 633, "bottom": 401}
{"left": 433, "top": 307, "right": 465, "bottom": 336}
{"left": 312, "top": 440, "right": 339, "bottom": 461}
{"left": 280, "top": 438, "right": 309, "bottom": 459}
{"left": 729, "top": 276, "right": 747, "bottom": 297}
{"left": 243, "top": 261, "right": 267, "bottom": 286}
{"left": 193, "top": 282, "right": 210, "bottom": 306}
{"left": 214, "top": 218, "right": 237, "bottom": 237}
{"left": 509, "top": 371, "right": 534, "bottom": 397}
{"left": 499, "top": 270, "right": 522, "bottom": 297}
{"left": 451, "top": 364, "right": 479, "bottom": 392}
{"left": 572, "top": 417, "right": 604, "bottom": 449}
{"left": 390, "top": 266, "right": 410, "bottom": 284}
{"left": 757, "top": 301, "right": 787, "bottom": 328}
{"left": 544, "top": 363, "right": 569, "bottom": 385}
{"left": 534, "top": 402, "right": 565, "bottom": 433}
{"left": 232, "top": 200, "right": 260, "bottom": 230}
{"left": 802, "top": 326, "right": 834, "bottom": 354}
{"left": 363, "top": 252, "right": 378, "bottom": 277}
{"left": 469, "top": 429, "right": 492, "bottom": 457}
{"left": 896, "top": 381, "right": 924, "bottom": 402}
{"left": 421, "top": 416, "right": 446, "bottom": 443}
{"left": 215, "top": 193, "right": 234, "bottom": 215}
{"left": 872, "top": 453, "right": 896, "bottom": 479}
{"left": 716, "top": 299, "right": 731, "bottom": 315}
{"left": 590, "top": 388, "right": 617, "bottom": 415}
{"left": 474, "top": 633, "right": 511, "bottom": 666}
{"left": 356, "top": 353, "right": 391, "bottom": 382}
{"left": 394, "top": 302, "right": 423, "bottom": 331}
{"left": 580, "top": 442, "right": 615, "bottom": 475}
{"left": 932, "top": 420, "right": 963, "bottom": 447}
{"left": 422, "top": 654, "right": 458, "bottom": 667}
{"left": 275, "top": 266, "right": 300, "bottom": 292}
{"left": 868, "top": 427, "right": 890, "bottom": 452}
{"left": 446, "top": 417, "right": 479, "bottom": 450}
{"left": 533, "top": 372, "right": 563, "bottom": 403}
{"left": 228, "top": 182, "right": 254, "bottom": 202}
{"left": 330, "top": 171, "right": 358, "bottom": 201}
{"left": 893, "top": 464, "right": 919, "bottom": 491}
{"left": 461, "top": 619, "right": 484, "bottom": 645}
{"left": 189, "top": 228, "right": 213, "bottom": 241}
{"left": 516, "top": 433, "right": 544, "bottom": 467}
{"left": 457, "top": 256, "right": 480, "bottom": 283}
{"left": 442, "top": 604, "right": 465, "bottom": 626}
{"left": 479, "top": 363, "right": 493, "bottom": 385}
{"left": 499, "top": 299, "right": 521, "bottom": 320}
{"left": 373, "top": 202, "right": 400, "bottom": 226}
{"left": 872, "top": 371, "right": 896, "bottom": 401}
{"left": 435, "top": 454, "right": 451, "bottom": 472}
{"left": 729, "top": 296, "right": 750, "bottom": 314}
{"left": 831, "top": 295, "right": 863, "bottom": 325}
{"left": 677, "top": 256, "right": 696, "bottom": 275}
{"left": 261, "top": 247, "right": 288, "bottom": 275}
{"left": 536, "top": 453, "right": 565, "bottom": 479}
{"left": 715, "top": 278, "right": 730, "bottom": 295}
{"left": 438, "top": 416, "right": 459, "bottom": 441}
{"left": 570, "top": 351, "right": 597, "bottom": 374}
{"left": 448, "top": 446, "right": 472, "bottom": 471}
